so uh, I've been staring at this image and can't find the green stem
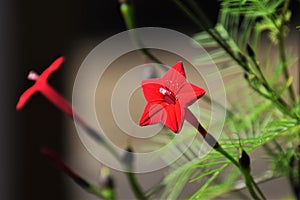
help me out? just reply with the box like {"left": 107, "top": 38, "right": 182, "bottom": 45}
{"left": 185, "top": 0, "right": 230, "bottom": 48}
{"left": 102, "top": 141, "right": 122, "bottom": 162}
{"left": 213, "top": 144, "right": 239, "bottom": 168}
{"left": 242, "top": 169, "right": 261, "bottom": 200}
{"left": 125, "top": 171, "right": 148, "bottom": 200}
{"left": 140, "top": 48, "right": 163, "bottom": 64}
{"left": 185, "top": 0, "right": 212, "bottom": 28}
{"left": 120, "top": 1, "right": 164, "bottom": 65}
{"left": 278, "top": 0, "right": 295, "bottom": 102}
{"left": 249, "top": 175, "right": 267, "bottom": 200}
{"left": 268, "top": 0, "right": 295, "bottom": 102}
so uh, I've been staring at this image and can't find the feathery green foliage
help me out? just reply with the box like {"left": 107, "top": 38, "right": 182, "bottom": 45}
{"left": 148, "top": 0, "right": 300, "bottom": 199}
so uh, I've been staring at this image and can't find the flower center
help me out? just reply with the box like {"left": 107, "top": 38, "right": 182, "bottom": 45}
{"left": 159, "top": 87, "right": 176, "bottom": 104}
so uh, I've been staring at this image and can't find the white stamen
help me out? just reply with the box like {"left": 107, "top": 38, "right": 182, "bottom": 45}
{"left": 27, "top": 70, "right": 40, "bottom": 81}
{"left": 159, "top": 87, "right": 167, "bottom": 95}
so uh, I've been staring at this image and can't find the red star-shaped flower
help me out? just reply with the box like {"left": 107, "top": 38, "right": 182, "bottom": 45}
{"left": 139, "top": 62, "right": 205, "bottom": 133}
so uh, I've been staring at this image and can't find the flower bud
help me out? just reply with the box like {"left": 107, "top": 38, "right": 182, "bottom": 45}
{"left": 99, "top": 166, "right": 114, "bottom": 190}
{"left": 120, "top": 0, "right": 136, "bottom": 29}
{"left": 122, "top": 146, "right": 134, "bottom": 169}
{"left": 239, "top": 150, "right": 250, "bottom": 170}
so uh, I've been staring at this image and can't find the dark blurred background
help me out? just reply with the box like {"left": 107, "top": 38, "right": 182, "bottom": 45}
{"left": 1, "top": 0, "right": 298, "bottom": 200}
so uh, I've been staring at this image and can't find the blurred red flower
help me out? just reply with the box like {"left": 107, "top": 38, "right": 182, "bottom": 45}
{"left": 16, "top": 56, "right": 73, "bottom": 117}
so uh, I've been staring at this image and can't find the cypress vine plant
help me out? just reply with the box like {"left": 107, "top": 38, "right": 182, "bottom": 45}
{"left": 17, "top": 0, "right": 300, "bottom": 199}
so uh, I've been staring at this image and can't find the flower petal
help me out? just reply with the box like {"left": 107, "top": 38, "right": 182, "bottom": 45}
{"left": 40, "top": 56, "right": 64, "bottom": 81}
{"left": 41, "top": 85, "right": 74, "bottom": 117}
{"left": 16, "top": 86, "right": 37, "bottom": 110}
{"left": 162, "top": 62, "right": 186, "bottom": 92}
{"left": 139, "top": 101, "right": 167, "bottom": 126}
{"left": 191, "top": 84, "right": 206, "bottom": 99}
{"left": 141, "top": 79, "right": 164, "bottom": 102}
{"left": 165, "top": 61, "right": 186, "bottom": 79}
{"left": 163, "top": 103, "right": 184, "bottom": 133}
{"left": 177, "top": 83, "right": 205, "bottom": 107}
